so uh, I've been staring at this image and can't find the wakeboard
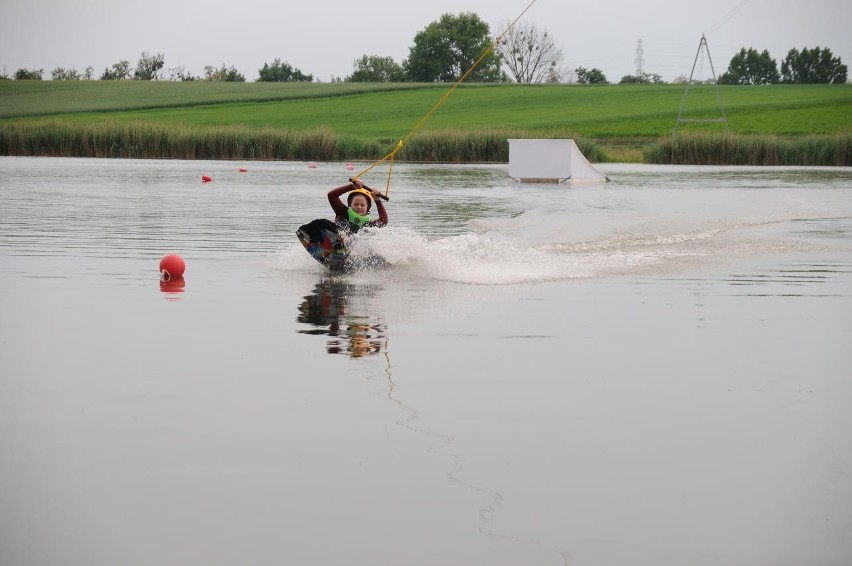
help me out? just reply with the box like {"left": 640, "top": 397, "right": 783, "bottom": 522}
{"left": 296, "top": 219, "right": 390, "bottom": 272}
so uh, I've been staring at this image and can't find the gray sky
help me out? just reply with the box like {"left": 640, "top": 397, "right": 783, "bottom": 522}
{"left": 1, "top": 0, "right": 850, "bottom": 82}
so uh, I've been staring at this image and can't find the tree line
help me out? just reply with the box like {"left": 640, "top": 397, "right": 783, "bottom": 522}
{"left": 1, "top": 12, "right": 847, "bottom": 86}
{"left": 718, "top": 46, "right": 847, "bottom": 85}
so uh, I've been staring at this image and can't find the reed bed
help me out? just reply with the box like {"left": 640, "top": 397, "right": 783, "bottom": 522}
{"left": 644, "top": 132, "right": 852, "bottom": 166}
{"left": 0, "top": 120, "right": 608, "bottom": 163}
{"left": 0, "top": 120, "right": 353, "bottom": 160}
{"left": 5, "top": 119, "right": 846, "bottom": 165}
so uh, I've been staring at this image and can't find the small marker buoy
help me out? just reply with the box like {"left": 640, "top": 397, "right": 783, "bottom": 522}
{"left": 346, "top": 162, "right": 355, "bottom": 170}
{"left": 202, "top": 174, "right": 213, "bottom": 183}
{"left": 308, "top": 162, "right": 317, "bottom": 169}
{"left": 159, "top": 253, "right": 186, "bottom": 280}
{"left": 239, "top": 167, "right": 247, "bottom": 172}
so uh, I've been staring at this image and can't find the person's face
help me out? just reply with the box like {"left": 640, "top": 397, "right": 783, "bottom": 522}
{"left": 350, "top": 195, "right": 369, "bottom": 215}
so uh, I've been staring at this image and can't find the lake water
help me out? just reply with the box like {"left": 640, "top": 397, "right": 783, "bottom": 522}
{"left": 1, "top": 156, "right": 851, "bottom": 566}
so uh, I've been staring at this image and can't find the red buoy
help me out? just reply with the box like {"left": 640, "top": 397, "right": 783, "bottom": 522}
{"left": 308, "top": 162, "right": 317, "bottom": 169}
{"left": 159, "top": 254, "right": 186, "bottom": 280}
{"left": 202, "top": 174, "right": 213, "bottom": 183}
{"left": 239, "top": 167, "right": 248, "bottom": 172}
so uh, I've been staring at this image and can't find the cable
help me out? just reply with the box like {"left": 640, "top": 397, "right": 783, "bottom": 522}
{"left": 707, "top": 0, "right": 750, "bottom": 35}
{"left": 351, "top": 0, "right": 539, "bottom": 196}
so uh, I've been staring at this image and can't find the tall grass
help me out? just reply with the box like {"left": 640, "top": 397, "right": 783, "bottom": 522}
{"left": 0, "top": 120, "right": 352, "bottom": 160}
{"left": 3, "top": 119, "right": 848, "bottom": 165}
{"left": 0, "top": 119, "right": 607, "bottom": 162}
{"left": 644, "top": 132, "right": 852, "bottom": 166}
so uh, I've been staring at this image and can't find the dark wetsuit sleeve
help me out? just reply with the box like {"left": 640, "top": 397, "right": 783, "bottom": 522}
{"left": 327, "top": 184, "right": 352, "bottom": 223}
{"left": 369, "top": 198, "right": 388, "bottom": 227}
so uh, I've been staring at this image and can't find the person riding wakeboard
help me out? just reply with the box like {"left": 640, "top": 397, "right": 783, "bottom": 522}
{"left": 296, "top": 179, "right": 388, "bottom": 271}
{"left": 328, "top": 178, "right": 388, "bottom": 234}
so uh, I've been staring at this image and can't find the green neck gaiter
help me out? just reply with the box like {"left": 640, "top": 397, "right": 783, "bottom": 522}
{"left": 347, "top": 207, "right": 369, "bottom": 228}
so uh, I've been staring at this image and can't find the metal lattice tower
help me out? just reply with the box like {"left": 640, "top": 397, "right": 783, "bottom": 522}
{"left": 635, "top": 39, "right": 645, "bottom": 76}
{"left": 675, "top": 34, "right": 728, "bottom": 131}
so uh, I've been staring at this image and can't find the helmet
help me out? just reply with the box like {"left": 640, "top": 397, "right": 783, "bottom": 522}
{"left": 347, "top": 188, "right": 374, "bottom": 211}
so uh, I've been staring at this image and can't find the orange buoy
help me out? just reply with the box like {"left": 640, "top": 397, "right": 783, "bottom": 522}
{"left": 159, "top": 253, "right": 186, "bottom": 280}
{"left": 202, "top": 174, "right": 213, "bottom": 183}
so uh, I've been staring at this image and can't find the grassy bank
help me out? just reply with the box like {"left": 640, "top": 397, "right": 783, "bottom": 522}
{"left": 0, "top": 80, "right": 425, "bottom": 118}
{"left": 1, "top": 81, "right": 850, "bottom": 164}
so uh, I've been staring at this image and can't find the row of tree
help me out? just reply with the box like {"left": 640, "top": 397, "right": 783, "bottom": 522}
{"left": 4, "top": 54, "right": 249, "bottom": 82}
{"left": 344, "top": 14, "right": 613, "bottom": 84}
{"left": 2, "top": 12, "right": 847, "bottom": 86}
{"left": 1, "top": 13, "right": 593, "bottom": 84}
{"left": 718, "top": 46, "right": 847, "bottom": 85}
{"left": 5, "top": 59, "right": 315, "bottom": 83}
{"left": 2, "top": 52, "right": 310, "bottom": 83}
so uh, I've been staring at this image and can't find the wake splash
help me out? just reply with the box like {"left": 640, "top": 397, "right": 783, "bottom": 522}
{"left": 272, "top": 218, "right": 803, "bottom": 285}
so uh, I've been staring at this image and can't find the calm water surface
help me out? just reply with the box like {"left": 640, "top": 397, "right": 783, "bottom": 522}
{"left": 1, "top": 157, "right": 851, "bottom": 566}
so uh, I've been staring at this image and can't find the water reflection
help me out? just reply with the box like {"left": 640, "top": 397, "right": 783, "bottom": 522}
{"left": 296, "top": 280, "right": 387, "bottom": 358}
{"left": 159, "top": 276, "right": 186, "bottom": 298}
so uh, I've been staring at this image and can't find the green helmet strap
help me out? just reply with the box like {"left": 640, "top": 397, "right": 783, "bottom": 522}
{"left": 347, "top": 207, "right": 369, "bottom": 227}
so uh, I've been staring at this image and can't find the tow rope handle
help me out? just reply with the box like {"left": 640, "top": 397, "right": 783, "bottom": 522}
{"left": 349, "top": 178, "right": 390, "bottom": 201}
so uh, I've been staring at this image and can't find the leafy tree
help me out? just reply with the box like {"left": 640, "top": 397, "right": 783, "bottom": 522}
{"left": 781, "top": 46, "right": 847, "bottom": 84}
{"left": 346, "top": 55, "right": 405, "bottom": 82}
{"left": 100, "top": 60, "right": 131, "bottom": 80}
{"left": 134, "top": 52, "right": 165, "bottom": 80}
{"left": 14, "top": 68, "right": 44, "bottom": 80}
{"left": 619, "top": 72, "right": 664, "bottom": 84}
{"left": 257, "top": 58, "right": 313, "bottom": 82}
{"left": 52, "top": 67, "right": 81, "bottom": 80}
{"left": 83, "top": 66, "right": 94, "bottom": 80}
{"left": 404, "top": 12, "right": 503, "bottom": 82}
{"left": 575, "top": 66, "right": 608, "bottom": 84}
{"left": 202, "top": 64, "right": 245, "bottom": 82}
{"left": 495, "top": 20, "right": 565, "bottom": 83}
{"left": 718, "top": 47, "right": 779, "bottom": 85}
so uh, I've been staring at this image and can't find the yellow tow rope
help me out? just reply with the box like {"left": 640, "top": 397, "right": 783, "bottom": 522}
{"left": 351, "top": 0, "right": 538, "bottom": 197}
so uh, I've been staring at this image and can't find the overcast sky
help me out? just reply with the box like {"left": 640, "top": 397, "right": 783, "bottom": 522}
{"left": 1, "top": 0, "right": 850, "bottom": 82}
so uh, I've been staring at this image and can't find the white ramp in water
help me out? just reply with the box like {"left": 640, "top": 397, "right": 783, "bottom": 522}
{"left": 509, "top": 138, "right": 610, "bottom": 183}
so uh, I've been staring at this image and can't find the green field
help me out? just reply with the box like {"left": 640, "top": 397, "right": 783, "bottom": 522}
{"left": 1, "top": 81, "right": 850, "bottom": 163}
